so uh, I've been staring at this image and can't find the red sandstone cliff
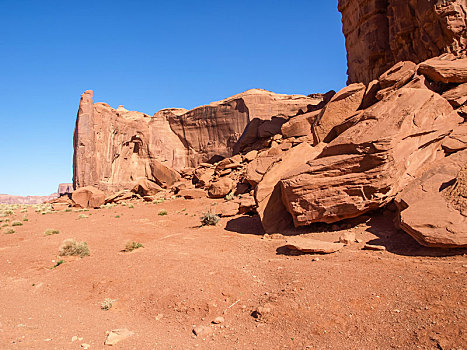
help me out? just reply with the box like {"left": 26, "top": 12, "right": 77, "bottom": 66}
{"left": 338, "top": 0, "right": 467, "bottom": 84}
{"left": 73, "top": 89, "right": 323, "bottom": 192}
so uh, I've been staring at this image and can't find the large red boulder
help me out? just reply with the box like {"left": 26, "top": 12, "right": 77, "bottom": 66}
{"left": 72, "top": 186, "right": 106, "bottom": 208}
{"left": 255, "top": 143, "right": 324, "bottom": 233}
{"left": 418, "top": 56, "right": 467, "bottom": 84}
{"left": 312, "top": 83, "right": 366, "bottom": 144}
{"left": 395, "top": 150, "right": 467, "bottom": 248}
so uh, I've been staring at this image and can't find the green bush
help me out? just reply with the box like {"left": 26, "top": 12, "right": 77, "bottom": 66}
{"left": 158, "top": 209, "right": 168, "bottom": 216}
{"left": 51, "top": 260, "right": 64, "bottom": 269}
{"left": 3, "top": 228, "right": 15, "bottom": 234}
{"left": 11, "top": 221, "right": 23, "bottom": 226}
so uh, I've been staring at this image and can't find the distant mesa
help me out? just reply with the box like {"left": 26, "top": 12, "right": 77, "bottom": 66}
{"left": 58, "top": 183, "right": 73, "bottom": 197}
{"left": 0, "top": 183, "right": 73, "bottom": 205}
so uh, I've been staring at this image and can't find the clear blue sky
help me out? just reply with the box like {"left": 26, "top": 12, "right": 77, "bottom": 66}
{"left": 0, "top": 0, "right": 347, "bottom": 196}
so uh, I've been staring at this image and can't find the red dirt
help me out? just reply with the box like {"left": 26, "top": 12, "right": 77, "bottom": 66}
{"left": 0, "top": 198, "right": 466, "bottom": 349}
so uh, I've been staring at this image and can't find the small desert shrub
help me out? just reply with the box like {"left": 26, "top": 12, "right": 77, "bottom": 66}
{"left": 124, "top": 241, "right": 144, "bottom": 252}
{"left": 51, "top": 260, "right": 64, "bottom": 269}
{"left": 158, "top": 209, "right": 168, "bottom": 216}
{"left": 1, "top": 223, "right": 8, "bottom": 228}
{"left": 101, "top": 298, "right": 116, "bottom": 310}
{"left": 3, "top": 228, "right": 15, "bottom": 234}
{"left": 23, "top": 216, "right": 28, "bottom": 222}
{"left": 115, "top": 215, "right": 120, "bottom": 218}
{"left": 200, "top": 212, "right": 220, "bottom": 226}
{"left": 20, "top": 209, "right": 27, "bottom": 213}
{"left": 65, "top": 208, "right": 72, "bottom": 212}
{"left": 128, "top": 204, "right": 134, "bottom": 208}
{"left": 11, "top": 221, "right": 23, "bottom": 226}
{"left": 78, "top": 214, "right": 88, "bottom": 219}
{"left": 44, "top": 229, "right": 60, "bottom": 236}
{"left": 152, "top": 198, "right": 164, "bottom": 204}
{"left": 224, "top": 191, "right": 235, "bottom": 201}
{"left": 58, "top": 239, "right": 90, "bottom": 257}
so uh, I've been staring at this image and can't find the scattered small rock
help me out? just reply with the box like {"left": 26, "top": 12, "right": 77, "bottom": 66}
{"left": 212, "top": 316, "right": 224, "bottom": 324}
{"left": 251, "top": 306, "right": 271, "bottom": 320}
{"left": 193, "top": 325, "right": 213, "bottom": 337}
{"left": 338, "top": 231, "right": 356, "bottom": 244}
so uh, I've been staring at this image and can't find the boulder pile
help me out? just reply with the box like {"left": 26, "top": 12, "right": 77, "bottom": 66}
{"left": 70, "top": 0, "right": 467, "bottom": 249}
{"left": 169, "top": 55, "right": 467, "bottom": 248}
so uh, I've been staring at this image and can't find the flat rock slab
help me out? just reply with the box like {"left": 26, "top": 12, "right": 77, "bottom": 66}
{"left": 104, "top": 328, "right": 134, "bottom": 346}
{"left": 215, "top": 201, "right": 239, "bottom": 217}
{"left": 418, "top": 57, "right": 467, "bottom": 84}
{"left": 395, "top": 149, "right": 467, "bottom": 248}
{"left": 285, "top": 237, "right": 344, "bottom": 254}
{"left": 178, "top": 189, "right": 206, "bottom": 199}
{"left": 363, "top": 244, "right": 386, "bottom": 251}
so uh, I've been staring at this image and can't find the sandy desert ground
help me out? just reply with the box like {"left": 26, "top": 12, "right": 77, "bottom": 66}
{"left": 0, "top": 198, "right": 466, "bottom": 350}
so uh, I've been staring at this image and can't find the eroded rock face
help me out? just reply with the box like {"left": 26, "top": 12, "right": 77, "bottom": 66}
{"left": 280, "top": 88, "right": 463, "bottom": 226}
{"left": 73, "top": 91, "right": 187, "bottom": 192}
{"left": 395, "top": 150, "right": 467, "bottom": 248}
{"left": 73, "top": 89, "right": 318, "bottom": 192}
{"left": 57, "top": 183, "right": 73, "bottom": 196}
{"left": 339, "top": 0, "right": 467, "bottom": 84}
{"left": 442, "top": 123, "right": 467, "bottom": 153}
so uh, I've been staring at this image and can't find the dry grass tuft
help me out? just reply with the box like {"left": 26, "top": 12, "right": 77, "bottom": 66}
{"left": 58, "top": 239, "right": 90, "bottom": 257}
{"left": 44, "top": 229, "right": 60, "bottom": 236}
{"left": 200, "top": 211, "right": 220, "bottom": 226}
{"left": 123, "top": 241, "right": 144, "bottom": 252}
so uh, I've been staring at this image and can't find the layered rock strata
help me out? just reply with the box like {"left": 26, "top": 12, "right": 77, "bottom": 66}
{"left": 73, "top": 89, "right": 321, "bottom": 192}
